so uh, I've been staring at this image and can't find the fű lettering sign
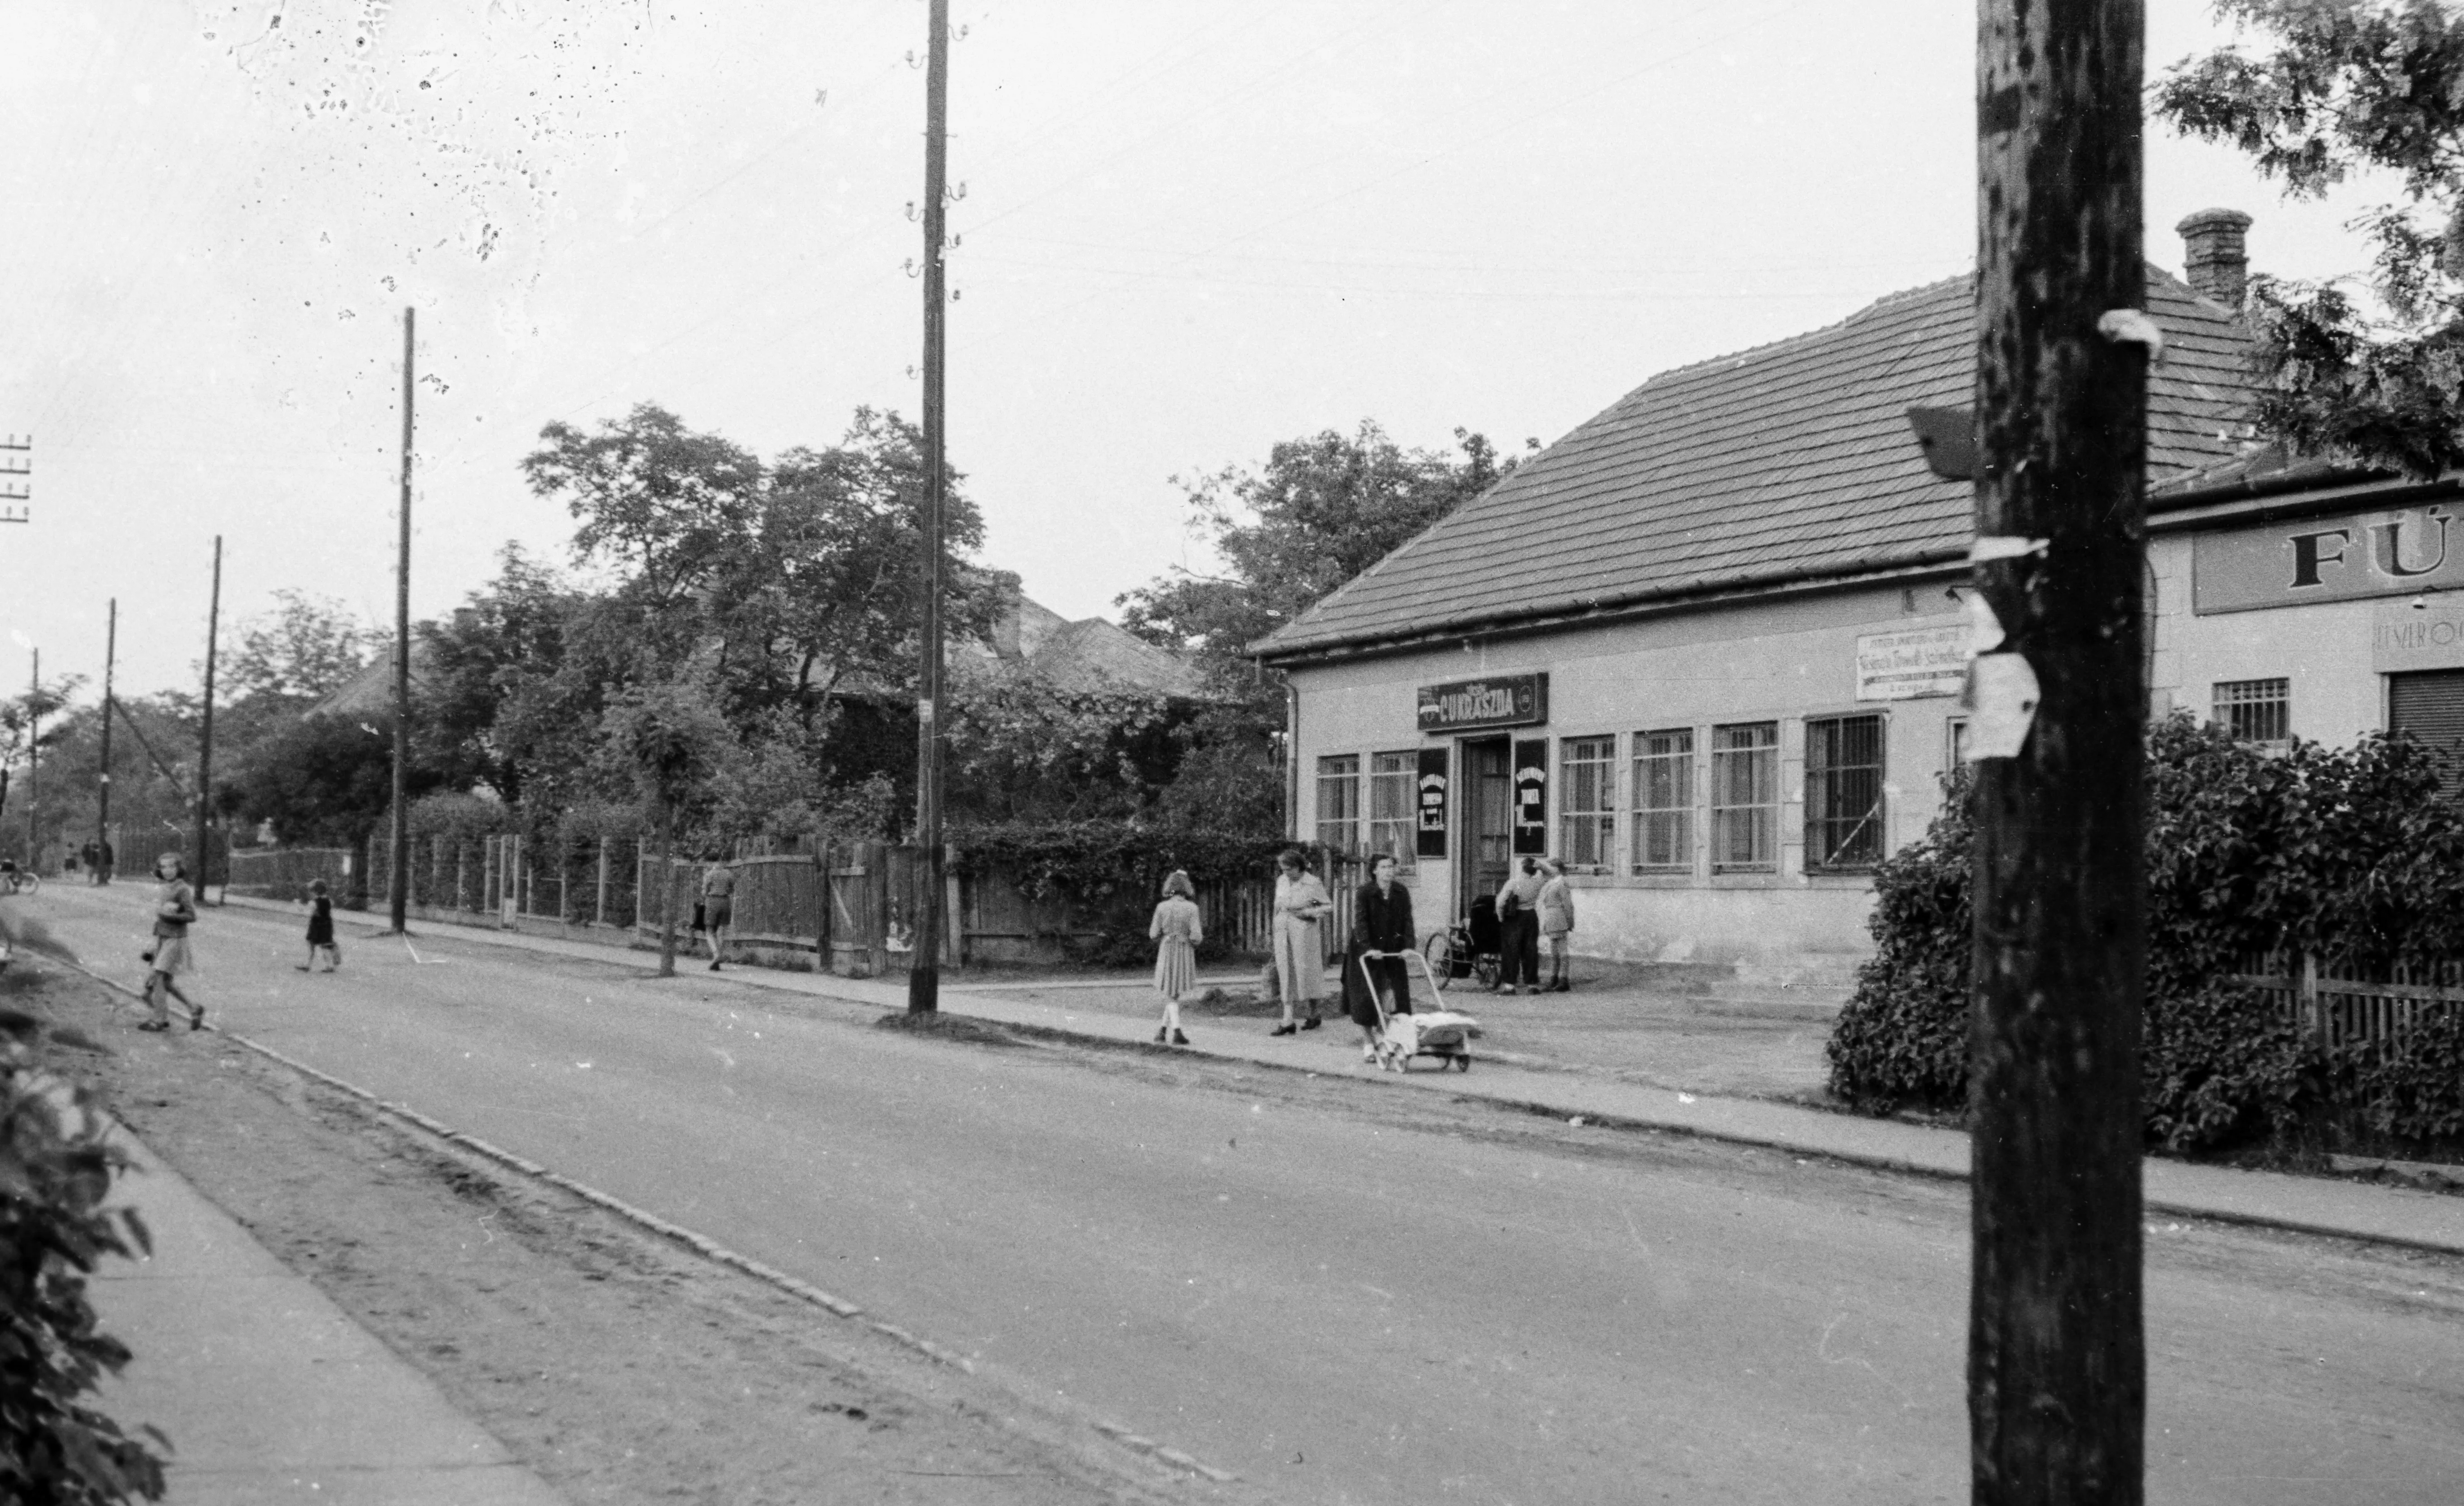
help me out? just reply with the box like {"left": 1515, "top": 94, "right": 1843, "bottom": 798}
{"left": 1417, "top": 673, "right": 1549, "bottom": 732}
{"left": 1414, "top": 747, "right": 1449, "bottom": 858}
{"left": 2194, "top": 507, "right": 2464, "bottom": 615}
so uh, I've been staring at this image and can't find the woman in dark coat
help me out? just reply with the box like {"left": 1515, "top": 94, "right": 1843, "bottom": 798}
{"left": 1344, "top": 854, "right": 1416, "bottom": 1063}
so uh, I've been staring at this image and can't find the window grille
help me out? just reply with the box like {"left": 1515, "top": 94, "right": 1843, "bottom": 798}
{"left": 1710, "top": 722, "right": 1779, "bottom": 873}
{"left": 1631, "top": 728, "right": 1694, "bottom": 873}
{"left": 1805, "top": 714, "right": 1885, "bottom": 870}
{"left": 2212, "top": 678, "right": 2289, "bottom": 745}
{"left": 1314, "top": 755, "right": 1360, "bottom": 854}
{"left": 1557, "top": 736, "right": 1617, "bottom": 872}
{"left": 1367, "top": 751, "right": 1416, "bottom": 867}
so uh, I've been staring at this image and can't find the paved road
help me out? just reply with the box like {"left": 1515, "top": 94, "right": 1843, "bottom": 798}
{"left": 39, "top": 884, "right": 2464, "bottom": 1503}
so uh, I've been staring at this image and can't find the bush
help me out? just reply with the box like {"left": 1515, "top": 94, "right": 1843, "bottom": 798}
{"left": 1827, "top": 715, "right": 2464, "bottom": 1155}
{"left": 0, "top": 986, "right": 167, "bottom": 1502}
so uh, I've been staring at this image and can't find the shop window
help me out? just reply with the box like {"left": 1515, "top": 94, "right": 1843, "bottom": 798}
{"left": 1367, "top": 751, "right": 1417, "bottom": 868}
{"left": 1805, "top": 714, "right": 1885, "bottom": 870}
{"left": 1710, "top": 722, "right": 1779, "bottom": 873}
{"left": 1557, "top": 736, "right": 1617, "bottom": 873}
{"left": 1631, "top": 728, "right": 1694, "bottom": 873}
{"left": 1315, "top": 755, "right": 1360, "bottom": 854}
{"left": 2213, "top": 678, "right": 2289, "bottom": 745}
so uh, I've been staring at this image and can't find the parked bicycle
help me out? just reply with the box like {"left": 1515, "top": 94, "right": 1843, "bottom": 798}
{"left": 0, "top": 861, "right": 39, "bottom": 897}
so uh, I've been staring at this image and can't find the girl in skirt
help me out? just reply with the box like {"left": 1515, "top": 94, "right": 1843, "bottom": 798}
{"left": 1147, "top": 869, "right": 1201, "bottom": 1046}
{"left": 138, "top": 851, "right": 202, "bottom": 1031}
{"left": 298, "top": 878, "right": 340, "bottom": 972}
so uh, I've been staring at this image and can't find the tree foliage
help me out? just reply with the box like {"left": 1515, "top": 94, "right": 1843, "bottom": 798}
{"left": 223, "top": 590, "right": 380, "bottom": 707}
{"left": 2155, "top": 0, "right": 2464, "bottom": 474}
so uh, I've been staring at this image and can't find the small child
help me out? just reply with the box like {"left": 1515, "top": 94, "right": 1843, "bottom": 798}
{"left": 1147, "top": 869, "right": 1201, "bottom": 1046}
{"left": 298, "top": 878, "right": 341, "bottom": 972}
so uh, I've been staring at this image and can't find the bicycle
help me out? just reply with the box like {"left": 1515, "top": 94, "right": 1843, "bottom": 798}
{"left": 0, "top": 868, "right": 39, "bottom": 898}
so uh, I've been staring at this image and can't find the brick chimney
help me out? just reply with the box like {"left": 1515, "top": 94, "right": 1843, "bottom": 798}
{"left": 2176, "top": 208, "right": 2253, "bottom": 309}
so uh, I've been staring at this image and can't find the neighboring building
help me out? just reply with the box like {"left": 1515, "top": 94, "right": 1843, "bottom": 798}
{"left": 306, "top": 640, "right": 439, "bottom": 720}
{"left": 1254, "top": 212, "right": 2460, "bottom": 986}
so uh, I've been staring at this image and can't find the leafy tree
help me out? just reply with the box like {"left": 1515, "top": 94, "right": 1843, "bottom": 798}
{"left": 523, "top": 403, "right": 765, "bottom": 616}
{"left": 224, "top": 590, "right": 380, "bottom": 706}
{"left": 599, "top": 680, "right": 730, "bottom": 976}
{"left": 0, "top": 674, "right": 91, "bottom": 868}
{"left": 412, "top": 544, "right": 584, "bottom": 804}
{"left": 941, "top": 664, "right": 1182, "bottom": 823}
{"left": 226, "top": 712, "right": 438, "bottom": 849}
{"left": 2155, "top": 0, "right": 2464, "bottom": 474}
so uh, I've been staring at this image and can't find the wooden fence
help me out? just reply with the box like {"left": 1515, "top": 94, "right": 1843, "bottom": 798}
{"left": 2229, "top": 952, "right": 2464, "bottom": 1061}
{"left": 312, "top": 833, "right": 1310, "bottom": 978}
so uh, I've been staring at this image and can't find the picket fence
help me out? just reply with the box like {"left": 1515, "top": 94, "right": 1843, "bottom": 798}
{"left": 2228, "top": 952, "right": 2464, "bottom": 1061}
{"left": 227, "top": 837, "right": 1356, "bottom": 978}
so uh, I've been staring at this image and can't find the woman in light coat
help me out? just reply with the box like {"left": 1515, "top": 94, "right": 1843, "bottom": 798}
{"left": 1268, "top": 848, "right": 1334, "bottom": 1036}
{"left": 1538, "top": 856, "right": 1576, "bottom": 993}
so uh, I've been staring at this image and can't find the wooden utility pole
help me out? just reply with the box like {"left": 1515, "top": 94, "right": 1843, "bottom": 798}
{"left": 25, "top": 647, "right": 37, "bottom": 869}
{"left": 1970, "top": 1, "right": 2148, "bottom": 1501}
{"left": 907, "top": 0, "right": 951, "bottom": 1016}
{"left": 194, "top": 536, "right": 222, "bottom": 900}
{"left": 97, "top": 600, "right": 113, "bottom": 884}
{"left": 389, "top": 306, "right": 415, "bottom": 932}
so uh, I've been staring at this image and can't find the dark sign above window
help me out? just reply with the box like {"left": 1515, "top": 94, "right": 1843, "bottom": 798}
{"left": 1417, "top": 673, "right": 1549, "bottom": 733}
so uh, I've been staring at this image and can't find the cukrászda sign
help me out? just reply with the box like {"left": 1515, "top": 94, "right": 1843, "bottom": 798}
{"left": 1416, "top": 673, "right": 1548, "bottom": 733}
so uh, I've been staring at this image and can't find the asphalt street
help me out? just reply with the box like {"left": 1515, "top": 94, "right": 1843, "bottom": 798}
{"left": 39, "top": 883, "right": 2464, "bottom": 1504}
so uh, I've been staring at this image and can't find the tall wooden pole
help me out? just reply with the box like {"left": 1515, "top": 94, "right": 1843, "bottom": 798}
{"left": 97, "top": 600, "right": 113, "bottom": 884}
{"left": 390, "top": 306, "right": 415, "bottom": 931}
{"left": 25, "top": 648, "right": 37, "bottom": 869}
{"left": 906, "top": 0, "right": 951, "bottom": 1016}
{"left": 194, "top": 536, "right": 222, "bottom": 900}
{"left": 1970, "top": 1, "right": 2147, "bottom": 1501}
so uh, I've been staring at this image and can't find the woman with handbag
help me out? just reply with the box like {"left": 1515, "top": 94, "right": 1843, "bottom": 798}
{"left": 1268, "top": 848, "right": 1334, "bottom": 1036}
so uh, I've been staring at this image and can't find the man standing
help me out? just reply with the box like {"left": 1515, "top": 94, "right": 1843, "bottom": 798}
{"left": 1494, "top": 856, "right": 1546, "bottom": 995}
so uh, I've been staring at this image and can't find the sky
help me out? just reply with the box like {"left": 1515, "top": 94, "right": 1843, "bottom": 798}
{"left": 0, "top": 0, "right": 2424, "bottom": 701}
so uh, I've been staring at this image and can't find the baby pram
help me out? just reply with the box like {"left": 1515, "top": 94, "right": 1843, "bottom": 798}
{"left": 1356, "top": 948, "right": 1481, "bottom": 1072}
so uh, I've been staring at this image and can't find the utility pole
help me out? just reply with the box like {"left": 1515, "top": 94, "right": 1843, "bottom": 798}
{"left": 97, "top": 600, "right": 113, "bottom": 884}
{"left": 26, "top": 647, "right": 37, "bottom": 870}
{"left": 1969, "top": 1, "right": 2148, "bottom": 1502}
{"left": 194, "top": 536, "right": 222, "bottom": 902}
{"left": 389, "top": 306, "right": 415, "bottom": 932}
{"left": 907, "top": 0, "right": 951, "bottom": 1016}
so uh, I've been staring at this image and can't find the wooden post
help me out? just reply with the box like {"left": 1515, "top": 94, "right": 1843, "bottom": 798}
{"left": 193, "top": 536, "right": 222, "bottom": 899}
{"left": 596, "top": 840, "right": 611, "bottom": 928}
{"left": 813, "top": 840, "right": 831, "bottom": 974}
{"left": 96, "top": 601, "right": 113, "bottom": 884}
{"left": 454, "top": 838, "right": 468, "bottom": 913}
{"left": 387, "top": 304, "right": 414, "bottom": 935}
{"left": 656, "top": 803, "right": 679, "bottom": 977}
{"left": 1970, "top": 1, "right": 2148, "bottom": 1501}
{"left": 907, "top": 0, "right": 951, "bottom": 1016}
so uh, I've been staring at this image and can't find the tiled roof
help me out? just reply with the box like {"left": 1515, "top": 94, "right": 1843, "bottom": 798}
{"left": 1257, "top": 268, "right": 2260, "bottom": 660}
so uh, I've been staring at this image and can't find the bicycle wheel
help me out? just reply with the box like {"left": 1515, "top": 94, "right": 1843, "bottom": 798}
{"left": 1422, "top": 931, "right": 1456, "bottom": 991}
{"left": 15, "top": 873, "right": 37, "bottom": 896}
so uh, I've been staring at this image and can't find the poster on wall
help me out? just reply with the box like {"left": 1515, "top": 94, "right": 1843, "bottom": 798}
{"left": 1512, "top": 739, "right": 1548, "bottom": 855}
{"left": 1854, "top": 624, "right": 1969, "bottom": 700}
{"left": 1415, "top": 747, "right": 1448, "bottom": 858}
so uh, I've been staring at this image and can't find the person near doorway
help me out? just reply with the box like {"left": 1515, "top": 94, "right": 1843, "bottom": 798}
{"left": 1345, "top": 853, "right": 1416, "bottom": 1063}
{"left": 1538, "top": 857, "right": 1576, "bottom": 993}
{"left": 138, "top": 852, "right": 202, "bottom": 1032}
{"left": 1495, "top": 856, "right": 1546, "bottom": 995}
{"left": 1148, "top": 869, "right": 1201, "bottom": 1046}
{"left": 699, "top": 859, "right": 736, "bottom": 971}
{"left": 1268, "top": 848, "right": 1334, "bottom": 1036}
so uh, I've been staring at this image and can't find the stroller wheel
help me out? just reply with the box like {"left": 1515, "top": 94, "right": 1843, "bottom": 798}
{"left": 1453, "top": 1054, "right": 1471, "bottom": 1072}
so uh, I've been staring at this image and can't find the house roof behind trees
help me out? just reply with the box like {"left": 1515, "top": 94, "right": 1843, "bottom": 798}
{"left": 306, "top": 641, "right": 438, "bottom": 720}
{"left": 1256, "top": 267, "right": 2263, "bottom": 662}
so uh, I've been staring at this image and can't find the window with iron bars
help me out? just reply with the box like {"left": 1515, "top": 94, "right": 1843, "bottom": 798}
{"left": 1315, "top": 755, "right": 1360, "bottom": 854}
{"left": 2212, "top": 678, "right": 2289, "bottom": 745}
{"left": 1631, "top": 728, "right": 1694, "bottom": 874}
{"left": 1557, "top": 735, "right": 1617, "bottom": 872}
{"left": 1367, "top": 751, "right": 1417, "bottom": 868}
{"left": 1804, "top": 714, "right": 1885, "bottom": 870}
{"left": 1710, "top": 722, "right": 1780, "bottom": 873}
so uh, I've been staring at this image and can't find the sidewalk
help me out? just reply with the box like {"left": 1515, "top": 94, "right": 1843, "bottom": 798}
{"left": 91, "top": 1126, "right": 566, "bottom": 1505}
{"left": 247, "top": 895, "right": 2464, "bottom": 1259}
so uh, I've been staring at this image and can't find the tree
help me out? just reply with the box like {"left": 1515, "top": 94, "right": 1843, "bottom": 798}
{"left": 523, "top": 403, "right": 765, "bottom": 617}
{"left": 227, "top": 713, "right": 436, "bottom": 850}
{"left": 224, "top": 590, "right": 380, "bottom": 706}
{"left": 0, "top": 674, "right": 89, "bottom": 868}
{"left": 412, "top": 544, "right": 583, "bottom": 804}
{"left": 941, "top": 664, "right": 1182, "bottom": 824}
{"left": 2155, "top": 0, "right": 2464, "bottom": 475}
{"left": 599, "top": 681, "right": 729, "bottom": 977}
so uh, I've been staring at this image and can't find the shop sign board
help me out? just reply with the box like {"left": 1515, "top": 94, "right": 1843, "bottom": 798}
{"left": 1417, "top": 673, "right": 1548, "bottom": 733}
{"left": 2194, "top": 505, "right": 2464, "bottom": 614}
{"left": 2372, "top": 597, "right": 2464, "bottom": 672}
{"left": 1414, "top": 748, "right": 1449, "bottom": 858}
{"left": 1512, "top": 739, "right": 1549, "bottom": 856}
{"left": 1854, "top": 624, "right": 1969, "bottom": 701}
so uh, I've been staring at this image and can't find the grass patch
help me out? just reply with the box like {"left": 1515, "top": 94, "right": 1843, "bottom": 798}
{"left": 869, "top": 1012, "right": 1030, "bottom": 1049}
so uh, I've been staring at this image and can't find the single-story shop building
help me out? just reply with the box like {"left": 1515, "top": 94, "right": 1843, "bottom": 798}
{"left": 1254, "top": 212, "right": 2464, "bottom": 988}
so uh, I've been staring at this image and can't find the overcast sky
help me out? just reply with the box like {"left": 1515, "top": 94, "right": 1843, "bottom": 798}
{"left": 0, "top": 0, "right": 2416, "bottom": 699}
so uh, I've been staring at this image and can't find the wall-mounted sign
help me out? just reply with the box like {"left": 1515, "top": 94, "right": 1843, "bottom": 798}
{"left": 1854, "top": 624, "right": 1969, "bottom": 701}
{"left": 1417, "top": 672, "right": 1548, "bottom": 733}
{"left": 2194, "top": 506, "right": 2464, "bottom": 615}
{"left": 1414, "top": 747, "right": 1449, "bottom": 858}
{"left": 1512, "top": 739, "right": 1549, "bottom": 855}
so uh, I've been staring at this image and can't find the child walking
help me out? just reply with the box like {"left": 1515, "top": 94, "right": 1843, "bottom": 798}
{"left": 1148, "top": 869, "right": 1201, "bottom": 1046}
{"left": 138, "top": 851, "right": 202, "bottom": 1032}
{"left": 1538, "top": 857, "right": 1576, "bottom": 992}
{"left": 297, "top": 878, "right": 340, "bottom": 972}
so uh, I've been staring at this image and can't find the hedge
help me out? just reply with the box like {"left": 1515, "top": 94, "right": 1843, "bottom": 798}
{"left": 1827, "top": 715, "right": 2464, "bottom": 1153}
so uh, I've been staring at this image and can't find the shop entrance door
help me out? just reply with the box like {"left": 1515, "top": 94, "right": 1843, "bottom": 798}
{"left": 1459, "top": 737, "right": 1512, "bottom": 915}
